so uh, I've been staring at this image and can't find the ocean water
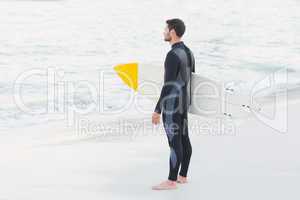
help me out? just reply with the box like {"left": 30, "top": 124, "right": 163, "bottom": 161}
{"left": 0, "top": 0, "right": 299, "bottom": 129}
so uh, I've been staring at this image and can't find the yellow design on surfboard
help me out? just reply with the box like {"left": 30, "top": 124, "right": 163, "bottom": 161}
{"left": 113, "top": 63, "right": 138, "bottom": 91}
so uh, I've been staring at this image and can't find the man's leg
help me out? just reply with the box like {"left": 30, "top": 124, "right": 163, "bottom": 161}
{"left": 152, "top": 95, "right": 183, "bottom": 190}
{"left": 163, "top": 112, "right": 183, "bottom": 181}
{"left": 179, "top": 111, "right": 192, "bottom": 178}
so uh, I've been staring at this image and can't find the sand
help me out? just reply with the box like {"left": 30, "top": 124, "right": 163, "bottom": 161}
{"left": 0, "top": 91, "right": 299, "bottom": 200}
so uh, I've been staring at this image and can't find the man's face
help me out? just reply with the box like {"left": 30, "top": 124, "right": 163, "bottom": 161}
{"left": 163, "top": 25, "right": 171, "bottom": 42}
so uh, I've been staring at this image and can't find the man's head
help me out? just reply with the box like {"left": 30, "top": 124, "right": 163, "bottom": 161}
{"left": 164, "top": 18, "right": 186, "bottom": 42}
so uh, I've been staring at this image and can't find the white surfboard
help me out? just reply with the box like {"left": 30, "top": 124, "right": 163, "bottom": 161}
{"left": 189, "top": 73, "right": 262, "bottom": 119}
{"left": 114, "top": 63, "right": 262, "bottom": 119}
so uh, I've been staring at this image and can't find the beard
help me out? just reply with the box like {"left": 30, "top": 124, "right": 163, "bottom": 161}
{"left": 164, "top": 34, "right": 171, "bottom": 42}
{"left": 164, "top": 37, "right": 171, "bottom": 42}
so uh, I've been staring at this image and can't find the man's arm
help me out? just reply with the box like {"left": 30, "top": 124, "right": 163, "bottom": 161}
{"left": 154, "top": 51, "right": 180, "bottom": 114}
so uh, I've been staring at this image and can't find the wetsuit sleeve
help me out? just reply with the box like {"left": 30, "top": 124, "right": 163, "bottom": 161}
{"left": 154, "top": 51, "right": 180, "bottom": 114}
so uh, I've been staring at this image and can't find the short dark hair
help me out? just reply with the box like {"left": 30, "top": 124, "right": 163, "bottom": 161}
{"left": 166, "top": 18, "right": 186, "bottom": 37}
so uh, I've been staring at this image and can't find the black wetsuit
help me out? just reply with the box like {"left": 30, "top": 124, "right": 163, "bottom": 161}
{"left": 154, "top": 41, "right": 195, "bottom": 181}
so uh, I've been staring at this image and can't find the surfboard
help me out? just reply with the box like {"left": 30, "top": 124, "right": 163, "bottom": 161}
{"left": 189, "top": 73, "right": 262, "bottom": 119}
{"left": 114, "top": 63, "right": 262, "bottom": 119}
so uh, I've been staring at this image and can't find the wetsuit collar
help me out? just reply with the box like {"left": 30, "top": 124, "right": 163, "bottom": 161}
{"left": 171, "top": 41, "right": 184, "bottom": 49}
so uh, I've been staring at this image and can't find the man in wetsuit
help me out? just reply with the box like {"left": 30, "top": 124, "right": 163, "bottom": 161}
{"left": 152, "top": 18, "right": 195, "bottom": 190}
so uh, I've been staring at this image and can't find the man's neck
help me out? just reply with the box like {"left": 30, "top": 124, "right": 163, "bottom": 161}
{"left": 170, "top": 39, "right": 182, "bottom": 46}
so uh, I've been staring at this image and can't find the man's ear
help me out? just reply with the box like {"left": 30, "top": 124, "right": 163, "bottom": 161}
{"left": 170, "top": 29, "right": 176, "bottom": 37}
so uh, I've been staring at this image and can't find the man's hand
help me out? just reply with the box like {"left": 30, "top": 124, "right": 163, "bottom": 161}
{"left": 152, "top": 112, "right": 161, "bottom": 125}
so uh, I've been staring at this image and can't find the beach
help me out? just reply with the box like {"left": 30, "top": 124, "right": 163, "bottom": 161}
{"left": 0, "top": 87, "right": 299, "bottom": 199}
{"left": 0, "top": 0, "right": 299, "bottom": 199}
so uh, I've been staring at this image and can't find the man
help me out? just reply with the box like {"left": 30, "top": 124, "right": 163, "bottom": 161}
{"left": 152, "top": 18, "right": 195, "bottom": 190}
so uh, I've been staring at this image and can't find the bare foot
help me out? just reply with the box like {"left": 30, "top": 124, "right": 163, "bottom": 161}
{"left": 177, "top": 175, "right": 188, "bottom": 184}
{"left": 152, "top": 180, "right": 177, "bottom": 190}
